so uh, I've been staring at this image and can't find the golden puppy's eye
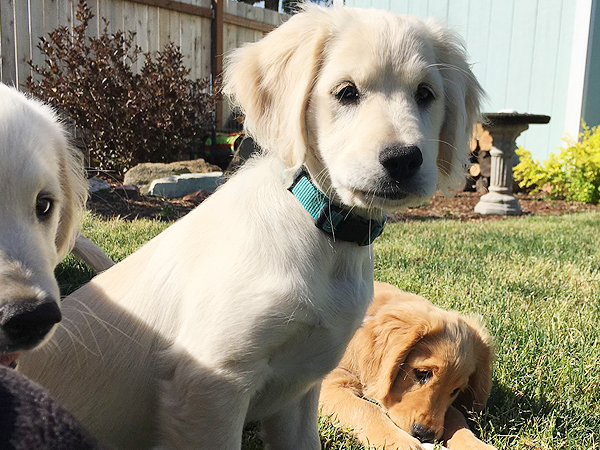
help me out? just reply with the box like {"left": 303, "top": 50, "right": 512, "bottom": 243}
{"left": 414, "top": 369, "right": 432, "bottom": 384}
{"left": 36, "top": 195, "right": 54, "bottom": 220}
{"left": 414, "top": 83, "right": 436, "bottom": 107}
{"left": 334, "top": 82, "right": 360, "bottom": 105}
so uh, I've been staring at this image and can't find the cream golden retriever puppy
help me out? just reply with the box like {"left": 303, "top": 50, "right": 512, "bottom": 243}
{"left": 19, "top": 5, "right": 481, "bottom": 450}
{"left": 320, "top": 282, "right": 495, "bottom": 450}
{"left": 0, "top": 84, "right": 112, "bottom": 368}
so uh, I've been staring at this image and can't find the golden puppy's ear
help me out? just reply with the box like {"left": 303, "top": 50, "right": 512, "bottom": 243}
{"left": 426, "top": 21, "right": 484, "bottom": 196}
{"left": 55, "top": 136, "right": 88, "bottom": 261}
{"left": 358, "top": 309, "right": 427, "bottom": 401}
{"left": 223, "top": 5, "right": 331, "bottom": 169}
{"left": 457, "top": 317, "right": 494, "bottom": 413}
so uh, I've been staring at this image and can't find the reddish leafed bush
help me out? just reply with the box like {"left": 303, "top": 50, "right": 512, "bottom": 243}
{"left": 27, "top": 0, "right": 214, "bottom": 174}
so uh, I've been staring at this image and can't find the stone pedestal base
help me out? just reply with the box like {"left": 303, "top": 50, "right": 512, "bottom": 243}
{"left": 474, "top": 192, "right": 522, "bottom": 215}
{"left": 473, "top": 113, "right": 550, "bottom": 216}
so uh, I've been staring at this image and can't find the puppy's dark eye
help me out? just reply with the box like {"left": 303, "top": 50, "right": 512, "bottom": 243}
{"left": 415, "top": 83, "right": 436, "bottom": 107}
{"left": 414, "top": 369, "right": 432, "bottom": 384}
{"left": 36, "top": 196, "right": 54, "bottom": 220}
{"left": 334, "top": 82, "right": 360, "bottom": 105}
{"left": 451, "top": 388, "right": 461, "bottom": 397}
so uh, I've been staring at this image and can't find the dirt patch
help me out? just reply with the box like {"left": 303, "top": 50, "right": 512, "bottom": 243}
{"left": 87, "top": 178, "right": 600, "bottom": 222}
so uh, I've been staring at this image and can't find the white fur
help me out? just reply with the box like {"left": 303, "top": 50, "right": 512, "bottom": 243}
{"left": 0, "top": 84, "right": 113, "bottom": 356}
{"left": 72, "top": 233, "right": 115, "bottom": 273}
{"left": 19, "top": 6, "right": 482, "bottom": 450}
{"left": 0, "top": 84, "right": 89, "bottom": 351}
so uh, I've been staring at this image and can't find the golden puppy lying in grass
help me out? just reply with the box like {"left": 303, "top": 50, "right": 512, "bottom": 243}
{"left": 320, "top": 281, "right": 495, "bottom": 450}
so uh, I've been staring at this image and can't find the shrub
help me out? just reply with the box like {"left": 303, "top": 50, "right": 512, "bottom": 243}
{"left": 26, "top": 0, "right": 214, "bottom": 174}
{"left": 513, "top": 124, "right": 600, "bottom": 204}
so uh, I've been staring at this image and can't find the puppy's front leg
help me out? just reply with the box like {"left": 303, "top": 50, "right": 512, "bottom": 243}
{"left": 261, "top": 383, "right": 322, "bottom": 450}
{"left": 156, "top": 361, "right": 251, "bottom": 450}
{"left": 320, "top": 369, "right": 425, "bottom": 450}
{"left": 444, "top": 406, "right": 496, "bottom": 450}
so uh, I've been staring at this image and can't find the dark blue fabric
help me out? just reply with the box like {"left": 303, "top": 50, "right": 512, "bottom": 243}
{"left": 0, "top": 366, "right": 109, "bottom": 450}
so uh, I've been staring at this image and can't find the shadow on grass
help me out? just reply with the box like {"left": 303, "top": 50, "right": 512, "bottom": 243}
{"left": 55, "top": 258, "right": 95, "bottom": 297}
{"left": 483, "top": 381, "right": 594, "bottom": 447}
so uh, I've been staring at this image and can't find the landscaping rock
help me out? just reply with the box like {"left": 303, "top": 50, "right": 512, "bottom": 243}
{"left": 113, "top": 184, "right": 141, "bottom": 200}
{"left": 88, "top": 177, "right": 110, "bottom": 193}
{"left": 124, "top": 159, "right": 221, "bottom": 194}
{"left": 147, "top": 172, "right": 224, "bottom": 198}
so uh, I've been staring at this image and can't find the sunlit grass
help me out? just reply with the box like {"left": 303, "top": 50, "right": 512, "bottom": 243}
{"left": 56, "top": 211, "right": 600, "bottom": 449}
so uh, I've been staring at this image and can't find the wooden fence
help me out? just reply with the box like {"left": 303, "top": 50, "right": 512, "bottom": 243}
{"left": 0, "top": 0, "right": 287, "bottom": 123}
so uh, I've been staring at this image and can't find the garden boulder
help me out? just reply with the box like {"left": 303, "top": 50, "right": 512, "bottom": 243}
{"left": 88, "top": 177, "right": 110, "bottom": 193}
{"left": 124, "top": 159, "right": 221, "bottom": 195}
{"left": 147, "top": 173, "right": 224, "bottom": 198}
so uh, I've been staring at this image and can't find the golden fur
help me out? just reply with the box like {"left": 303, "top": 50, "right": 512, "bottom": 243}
{"left": 320, "top": 282, "right": 495, "bottom": 450}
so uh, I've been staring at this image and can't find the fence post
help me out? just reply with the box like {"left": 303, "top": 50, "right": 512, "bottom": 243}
{"left": 211, "top": 0, "right": 224, "bottom": 128}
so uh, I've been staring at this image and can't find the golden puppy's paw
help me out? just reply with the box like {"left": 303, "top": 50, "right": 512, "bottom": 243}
{"left": 370, "top": 432, "right": 428, "bottom": 450}
{"left": 446, "top": 434, "right": 496, "bottom": 450}
{"left": 465, "top": 442, "right": 496, "bottom": 450}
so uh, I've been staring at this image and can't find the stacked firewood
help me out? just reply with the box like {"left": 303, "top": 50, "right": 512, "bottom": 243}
{"left": 465, "top": 124, "right": 492, "bottom": 193}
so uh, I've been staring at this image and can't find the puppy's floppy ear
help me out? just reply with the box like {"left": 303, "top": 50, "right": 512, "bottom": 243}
{"left": 223, "top": 5, "right": 331, "bottom": 169}
{"left": 54, "top": 132, "right": 88, "bottom": 261}
{"left": 457, "top": 317, "right": 494, "bottom": 413}
{"left": 357, "top": 308, "right": 427, "bottom": 401}
{"left": 426, "top": 20, "right": 484, "bottom": 196}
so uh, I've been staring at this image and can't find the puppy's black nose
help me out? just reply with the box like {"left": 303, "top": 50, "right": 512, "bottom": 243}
{"left": 0, "top": 301, "right": 61, "bottom": 348}
{"left": 379, "top": 144, "right": 423, "bottom": 181}
{"left": 410, "top": 423, "right": 436, "bottom": 443}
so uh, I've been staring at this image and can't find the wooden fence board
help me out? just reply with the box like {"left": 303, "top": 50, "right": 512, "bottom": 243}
{"left": 158, "top": 7, "right": 171, "bottom": 49}
{"left": 180, "top": 11, "right": 196, "bottom": 78}
{"left": 30, "top": 0, "right": 45, "bottom": 82}
{"left": 135, "top": 3, "right": 149, "bottom": 70}
{"left": 101, "top": 0, "right": 118, "bottom": 34}
{"left": 1, "top": 0, "right": 17, "bottom": 86}
{"left": 44, "top": 0, "right": 59, "bottom": 41}
{"left": 86, "top": 0, "right": 100, "bottom": 39}
{"left": 146, "top": 5, "right": 159, "bottom": 53}
{"left": 170, "top": 9, "right": 181, "bottom": 48}
{"left": 122, "top": 1, "right": 136, "bottom": 69}
{"left": 14, "top": 0, "right": 31, "bottom": 88}
{"left": 199, "top": 16, "right": 211, "bottom": 78}
{"left": 112, "top": 0, "right": 125, "bottom": 36}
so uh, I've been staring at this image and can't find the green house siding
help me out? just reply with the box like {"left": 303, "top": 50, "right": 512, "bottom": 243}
{"left": 345, "top": 0, "right": 589, "bottom": 161}
{"left": 583, "top": 2, "right": 600, "bottom": 131}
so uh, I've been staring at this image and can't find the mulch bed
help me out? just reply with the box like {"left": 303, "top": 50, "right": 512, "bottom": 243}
{"left": 88, "top": 188, "right": 198, "bottom": 221}
{"left": 87, "top": 179, "right": 600, "bottom": 222}
{"left": 389, "top": 191, "right": 600, "bottom": 222}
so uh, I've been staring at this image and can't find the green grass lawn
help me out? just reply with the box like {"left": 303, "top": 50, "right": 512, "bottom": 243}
{"left": 58, "top": 211, "right": 600, "bottom": 449}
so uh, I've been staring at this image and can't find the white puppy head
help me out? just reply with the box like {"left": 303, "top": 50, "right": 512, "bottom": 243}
{"left": 0, "top": 84, "right": 87, "bottom": 355}
{"left": 224, "top": 5, "right": 482, "bottom": 216}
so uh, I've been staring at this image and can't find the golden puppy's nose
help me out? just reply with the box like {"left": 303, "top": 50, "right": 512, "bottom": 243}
{"left": 379, "top": 144, "right": 423, "bottom": 181}
{"left": 410, "top": 423, "right": 436, "bottom": 443}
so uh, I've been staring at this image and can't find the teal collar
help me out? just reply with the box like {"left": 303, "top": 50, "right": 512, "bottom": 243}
{"left": 288, "top": 167, "right": 386, "bottom": 246}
